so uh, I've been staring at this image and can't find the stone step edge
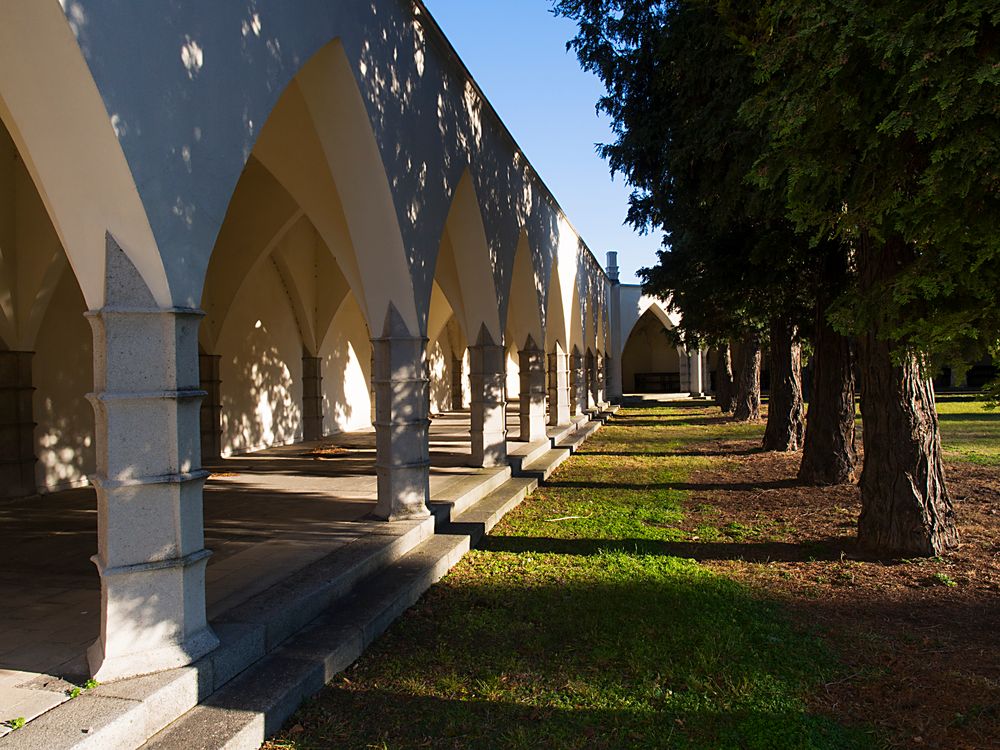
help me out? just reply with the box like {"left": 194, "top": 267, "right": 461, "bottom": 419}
{"left": 516, "top": 447, "right": 571, "bottom": 482}
{"left": 138, "top": 478, "right": 542, "bottom": 750}
{"left": 429, "top": 465, "right": 512, "bottom": 521}
{"left": 506, "top": 437, "right": 551, "bottom": 473}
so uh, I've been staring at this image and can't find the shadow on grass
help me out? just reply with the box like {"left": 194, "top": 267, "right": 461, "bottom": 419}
{"left": 480, "top": 534, "right": 856, "bottom": 563}
{"left": 274, "top": 571, "right": 874, "bottom": 750}
{"left": 613, "top": 416, "right": 737, "bottom": 428}
{"left": 937, "top": 412, "right": 1000, "bottom": 422}
{"left": 583, "top": 448, "right": 761, "bottom": 458}
{"left": 544, "top": 478, "right": 804, "bottom": 492}
{"left": 283, "top": 688, "right": 866, "bottom": 750}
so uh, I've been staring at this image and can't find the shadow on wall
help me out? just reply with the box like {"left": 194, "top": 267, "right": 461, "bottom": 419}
{"left": 427, "top": 337, "right": 452, "bottom": 415}
{"left": 320, "top": 294, "right": 372, "bottom": 435}
{"left": 34, "top": 269, "right": 95, "bottom": 491}
{"left": 220, "top": 322, "right": 302, "bottom": 455}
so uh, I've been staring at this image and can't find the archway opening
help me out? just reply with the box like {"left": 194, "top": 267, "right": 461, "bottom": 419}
{"left": 622, "top": 308, "right": 683, "bottom": 393}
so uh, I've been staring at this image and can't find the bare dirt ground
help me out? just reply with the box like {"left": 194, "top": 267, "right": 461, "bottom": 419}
{"left": 681, "top": 439, "right": 1000, "bottom": 749}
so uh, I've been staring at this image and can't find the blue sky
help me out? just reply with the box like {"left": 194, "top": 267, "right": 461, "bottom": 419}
{"left": 421, "top": 0, "right": 662, "bottom": 285}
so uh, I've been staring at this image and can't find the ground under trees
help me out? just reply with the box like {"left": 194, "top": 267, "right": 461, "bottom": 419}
{"left": 264, "top": 399, "right": 999, "bottom": 750}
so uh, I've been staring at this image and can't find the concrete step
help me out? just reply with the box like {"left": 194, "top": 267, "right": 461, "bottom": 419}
{"left": 516, "top": 447, "right": 571, "bottom": 482}
{"left": 428, "top": 465, "right": 512, "bottom": 522}
{"left": 505, "top": 438, "right": 551, "bottom": 474}
{"left": 557, "top": 418, "right": 602, "bottom": 454}
{"left": 138, "top": 478, "right": 540, "bottom": 750}
{"left": 546, "top": 414, "right": 590, "bottom": 446}
{"left": 0, "top": 514, "right": 437, "bottom": 750}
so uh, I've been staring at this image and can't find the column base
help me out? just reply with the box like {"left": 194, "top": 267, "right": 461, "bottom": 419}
{"left": 471, "top": 431, "right": 507, "bottom": 468}
{"left": 373, "top": 461, "right": 431, "bottom": 521}
{"left": 88, "top": 625, "right": 219, "bottom": 683}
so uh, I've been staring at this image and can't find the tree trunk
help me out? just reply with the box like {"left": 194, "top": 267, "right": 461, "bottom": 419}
{"left": 733, "top": 332, "right": 761, "bottom": 422}
{"left": 762, "top": 317, "right": 804, "bottom": 451}
{"left": 715, "top": 344, "right": 736, "bottom": 413}
{"left": 798, "top": 297, "right": 857, "bottom": 484}
{"left": 855, "top": 235, "right": 959, "bottom": 556}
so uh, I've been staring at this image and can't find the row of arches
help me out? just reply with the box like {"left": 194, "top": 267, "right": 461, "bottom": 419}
{"left": 0, "top": 1, "right": 613, "bottom": 689}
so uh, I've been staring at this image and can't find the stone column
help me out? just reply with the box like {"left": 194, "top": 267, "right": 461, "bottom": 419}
{"left": 469, "top": 324, "right": 506, "bottom": 467}
{"left": 0, "top": 350, "right": 36, "bottom": 497}
{"left": 689, "top": 350, "right": 705, "bottom": 397}
{"left": 586, "top": 350, "right": 597, "bottom": 410}
{"left": 596, "top": 352, "right": 607, "bottom": 407}
{"left": 302, "top": 354, "right": 323, "bottom": 441}
{"left": 198, "top": 353, "right": 222, "bottom": 462}
{"left": 547, "top": 343, "right": 571, "bottom": 426}
{"left": 604, "top": 354, "right": 616, "bottom": 404}
{"left": 371, "top": 306, "right": 430, "bottom": 521}
{"left": 369, "top": 346, "right": 377, "bottom": 425}
{"left": 518, "top": 336, "right": 546, "bottom": 441}
{"left": 86, "top": 239, "right": 217, "bottom": 681}
{"left": 571, "top": 347, "right": 587, "bottom": 416}
{"left": 450, "top": 354, "right": 464, "bottom": 410}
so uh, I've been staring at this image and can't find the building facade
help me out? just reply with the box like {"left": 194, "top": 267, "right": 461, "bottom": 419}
{"left": 0, "top": 0, "right": 615, "bottom": 691}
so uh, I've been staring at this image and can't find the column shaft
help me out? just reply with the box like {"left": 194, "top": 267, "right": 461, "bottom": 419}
{"left": 198, "top": 353, "right": 222, "bottom": 462}
{"left": 87, "top": 305, "right": 217, "bottom": 681}
{"left": 586, "top": 351, "right": 597, "bottom": 410}
{"left": 372, "top": 331, "right": 430, "bottom": 520}
{"left": 450, "top": 354, "right": 464, "bottom": 411}
{"left": 0, "top": 351, "right": 36, "bottom": 497}
{"left": 547, "top": 349, "right": 571, "bottom": 426}
{"left": 518, "top": 344, "right": 546, "bottom": 441}
{"left": 302, "top": 355, "right": 323, "bottom": 440}
{"left": 571, "top": 351, "right": 587, "bottom": 416}
{"left": 469, "top": 332, "right": 507, "bottom": 467}
{"left": 596, "top": 353, "right": 607, "bottom": 407}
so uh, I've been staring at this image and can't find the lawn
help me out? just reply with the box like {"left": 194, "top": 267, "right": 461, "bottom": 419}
{"left": 264, "top": 396, "right": 999, "bottom": 750}
{"left": 937, "top": 394, "right": 1000, "bottom": 466}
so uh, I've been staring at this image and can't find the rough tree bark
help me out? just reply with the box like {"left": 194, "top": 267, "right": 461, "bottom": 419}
{"left": 762, "top": 317, "right": 804, "bottom": 451}
{"left": 714, "top": 343, "right": 737, "bottom": 413}
{"left": 798, "top": 297, "right": 857, "bottom": 484}
{"left": 856, "top": 236, "right": 959, "bottom": 556}
{"left": 733, "top": 332, "right": 761, "bottom": 422}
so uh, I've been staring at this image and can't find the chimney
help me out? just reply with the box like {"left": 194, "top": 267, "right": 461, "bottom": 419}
{"left": 606, "top": 251, "right": 619, "bottom": 283}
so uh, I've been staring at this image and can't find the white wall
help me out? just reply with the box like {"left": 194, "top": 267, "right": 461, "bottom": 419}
{"left": 320, "top": 293, "right": 373, "bottom": 435}
{"left": 217, "top": 260, "right": 304, "bottom": 455}
{"left": 33, "top": 269, "right": 94, "bottom": 491}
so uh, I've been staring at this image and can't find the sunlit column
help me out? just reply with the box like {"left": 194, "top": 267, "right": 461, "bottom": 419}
{"left": 603, "top": 353, "right": 617, "bottom": 404}
{"left": 0, "top": 350, "right": 36, "bottom": 497}
{"left": 87, "top": 238, "right": 217, "bottom": 681}
{"left": 596, "top": 352, "right": 608, "bottom": 407}
{"left": 689, "top": 350, "right": 705, "bottom": 397}
{"left": 547, "top": 342, "right": 571, "bottom": 426}
{"left": 302, "top": 354, "right": 323, "bottom": 440}
{"left": 586, "top": 350, "right": 597, "bottom": 410}
{"left": 518, "top": 336, "right": 547, "bottom": 441}
{"left": 571, "top": 347, "right": 587, "bottom": 416}
{"left": 371, "top": 306, "right": 431, "bottom": 520}
{"left": 469, "top": 324, "right": 507, "bottom": 467}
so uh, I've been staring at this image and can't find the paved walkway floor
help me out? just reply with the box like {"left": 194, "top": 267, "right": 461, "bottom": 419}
{"left": 0, "top": 406, "right": 531, "bottom": 727}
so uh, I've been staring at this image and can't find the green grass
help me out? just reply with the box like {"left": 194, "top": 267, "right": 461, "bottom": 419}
{"left": 936, "top": 394, "right": 1000, "bottom": 465}
{"left": 267, "top": 403, "right": 875, "bottom": 750}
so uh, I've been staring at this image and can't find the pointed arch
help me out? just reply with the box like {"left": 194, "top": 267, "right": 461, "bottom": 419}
{"left": 428, "top": 169, "right": 502, "bottom": 343}
{"left": 621, "top": 304, "right": 684, "bottom": 393}
{"left": 0, "top": 2, "right": 167, "bottom": 309}
{"left": 505, "top": 229, "right": 545, "bottom": 349}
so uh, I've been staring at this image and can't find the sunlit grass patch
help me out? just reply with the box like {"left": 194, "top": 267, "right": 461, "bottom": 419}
{"left": 265, "top": 404, "right": 875, "bottom": 750}
{"left": 936, "top": 395, "right": 1000, "bottom": 465}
